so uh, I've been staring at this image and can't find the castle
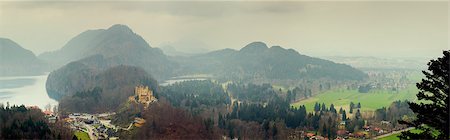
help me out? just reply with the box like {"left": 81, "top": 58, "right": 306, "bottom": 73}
{"left": 130, "top": 85, "right": 157, "bottom": 109}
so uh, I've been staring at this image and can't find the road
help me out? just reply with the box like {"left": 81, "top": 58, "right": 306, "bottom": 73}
{"left": 374, "top": 127, "right": 414, "bottom": 139}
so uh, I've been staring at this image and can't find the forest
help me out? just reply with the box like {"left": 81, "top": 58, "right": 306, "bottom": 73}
{"left": 0, "top": 104, "right": 72, "bottom": 139}
{"left": 117, "top": 80, "right": 416, "bottom": 139}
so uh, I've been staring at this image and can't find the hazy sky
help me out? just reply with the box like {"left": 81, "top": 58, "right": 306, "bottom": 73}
{"left": 0, "top": 1, "right": 448, "bottom": 58}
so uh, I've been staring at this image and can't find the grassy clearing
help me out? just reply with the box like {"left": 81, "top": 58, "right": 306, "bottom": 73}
{"left": 291, "top": 85, "right": 418, "bottom": 112}
{"left": 272, "top": 85, "right": 290, "bottom": 93}
{"left": 378, "top": 133, "right": 401, "bottom": 140}
{"left": 74, "top": 131, "right": 90, "bottom": 140}
{"left": 378, "top": 128, "right": 425, "bottom": 140}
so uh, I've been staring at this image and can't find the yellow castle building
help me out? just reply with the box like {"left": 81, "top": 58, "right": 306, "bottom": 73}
{"left": 131, "top": 85, "right": 157, "bottom": 108}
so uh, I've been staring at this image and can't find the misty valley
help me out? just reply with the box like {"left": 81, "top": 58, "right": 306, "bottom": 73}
{"left": 0, "top": 1, "right": 448, "bottom": 140}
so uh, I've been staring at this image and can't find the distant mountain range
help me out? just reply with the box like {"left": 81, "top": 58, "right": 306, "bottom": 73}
{"left": 159, "top": 45, "right": 203, "bottom": 57}
{"left": 158, "top": 39, "right": 211, "bottom": 57}
{"left": 0, "top": 38, "right": 47, "bottom": 76}
{"left": 0, "top": 24, "right": 367, "bottom": 101}
{"left": 176, "top": 41, "right": 367, "bottom": 81}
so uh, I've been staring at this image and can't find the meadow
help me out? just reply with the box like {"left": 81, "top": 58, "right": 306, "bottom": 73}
{"left": 378, "top": 133, "right": 401, "bottom": 140}
{"left": 377, "top": 128, "right": 425, "bottom": 140}
{"left": 291, "top": 86, "right": 418, "bottom": 113}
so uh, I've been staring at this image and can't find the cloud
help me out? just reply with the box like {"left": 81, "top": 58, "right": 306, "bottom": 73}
{"left": 0, "top": 1, "right": 447, "bottom": 58}
{"left": 2, "top": 1, "right": 304, "bottom": 18}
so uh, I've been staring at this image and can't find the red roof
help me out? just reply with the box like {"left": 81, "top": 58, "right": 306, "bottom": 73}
{"left": 355, "top": 131, "right": 365, "bottom": 137}
{"left": 43, "top": 110, "right": 53, "bottom": 116}
{"left": 336, "top": 130, "right": 347, "bottom": 135}
{"left": 27, "top": 106, "right": 39, "bottom": 110}
{"left": 374, "top": 127, "right": 381, "bottom": 131}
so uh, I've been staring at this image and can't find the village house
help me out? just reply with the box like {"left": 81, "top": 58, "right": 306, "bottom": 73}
{"left": 134, "top": 117, "right": 146, "bottom": 127}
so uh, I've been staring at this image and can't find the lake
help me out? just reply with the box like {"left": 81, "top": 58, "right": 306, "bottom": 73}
{"left": 0, "top": 74, "right": 58, "bottom": 110}
{"left": 159, "top": 75, "right": 210, "bottom": 86}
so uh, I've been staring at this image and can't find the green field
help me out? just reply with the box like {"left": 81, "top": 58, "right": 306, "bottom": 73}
{"left": 74, "top": 131, "right": 90, "bottom": 140}
{"left": 378, "top": 129, "right": 425, "bottom": 140}
{"left": 291, "top": 86, "right": 418, "bottom": 112}
{"left": 378, "top": 133, "right": 401, "bottom": 140}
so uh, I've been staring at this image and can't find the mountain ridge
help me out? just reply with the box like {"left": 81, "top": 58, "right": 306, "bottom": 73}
{"left": 176, "top": 41, "right": 368, "bottom": 81}
{"left": 44, "top": 25, "right": 368, "bottom": 101}
{"left": 0, "top": 38, "right": 47, "bottom": 76}
{"left": 40, "top": 24, "right": 176, "bottom": 80}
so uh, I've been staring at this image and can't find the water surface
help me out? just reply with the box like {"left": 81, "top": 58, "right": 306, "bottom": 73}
{"left": 0, "top": 74, "right": 58, "bottom": 109}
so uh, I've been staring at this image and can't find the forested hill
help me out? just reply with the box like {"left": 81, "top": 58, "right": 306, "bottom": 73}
{"left": 176, "top": 41, "right": 368, "bottom": 81}
{"left": 47, "top": 63, "right": 158, "bottom": 113}
{"left": 39, "top": 24, "right": 176, "bottom": 80}
{"left": 0, "top": 38, "right": 47, "bottom": 76}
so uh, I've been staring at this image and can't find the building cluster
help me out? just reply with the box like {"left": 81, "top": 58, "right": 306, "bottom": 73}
{"left": 26, "top": 105, "right": 58, "bottom": 123}
{"left": 65, "top": 113, "right": 119, "bottom": 140}
{"left": 365, "top": 71, "right": 411, "bottom": 91}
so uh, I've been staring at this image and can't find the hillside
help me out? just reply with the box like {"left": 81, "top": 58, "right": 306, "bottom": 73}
{"left": 176, "top": 42, "right": 368, "bottom": 81}
{"left": 0, "top": 38, "right": 47, "bottom": 76}
{"left": 49, "top": 64, "right": 158, "bottom": 113}
{"left": 39, "top": 24, "right": 176, "bottom": 80}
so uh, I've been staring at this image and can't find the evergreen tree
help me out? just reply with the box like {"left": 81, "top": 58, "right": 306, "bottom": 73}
{"left": 262, "top": 120, "right": 270, "bottom": 139}
{"left": 330, "top": 104, "right": 337, "bottom": 114}
{"left": 272, "top": 123, "right": 278, "bottom": 139}
{"left": 287, "top": 90, "right": 292, "bottom": 102}
{"left": 399, "top": 51, "right": 449, "bottom": 139}
{"left": 321, "top": 123, "right": 327, "bottom": 136}
{"left": 229, "top": 126, "right": 235, "bottom": 139}
{"left": 292, "top": 89, "right": 297, "bottom": 100}
{"left": 349, "top": 102, "right": 355, "bottom": 114}
{"left": 321, "top": 103, "right": 327, "bottom": 112}
{"left": 218, "top": 113, "right": 225, "bottom": 128}
{"left": 342, "top": 110, "right": 347, "bottom": 121}
{"left": 327, "top": 116, "right": 334, "bottom": 138}
{"left": 314, "top": 102, "right": 320, "bottom": 112}
{"left": 355, "top": 109, "right": 361, "bottom": 120}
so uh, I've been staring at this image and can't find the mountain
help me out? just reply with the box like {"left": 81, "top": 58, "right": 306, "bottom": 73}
{"left": 39, "top": 24, "right": 176, "bottom": 80}
{"left": 158, "top": 39, "right": 210, "bottom": 56}
{"left": 0, "top": 38, "right": 47, "bottom": 76}
{"left": 159, "top": 45, "right": 196, "bottom": 57}
{"left": 176, "top": 41, "right": 368, "bottom": 81}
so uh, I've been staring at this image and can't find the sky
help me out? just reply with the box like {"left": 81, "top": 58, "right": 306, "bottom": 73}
{"left": 0, "top": 1, "right": 448, "bottom": 59}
